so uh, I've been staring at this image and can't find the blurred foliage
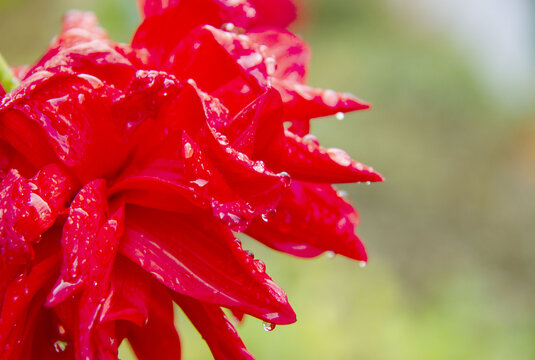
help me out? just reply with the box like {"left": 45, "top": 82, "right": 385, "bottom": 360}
{"left": 1, "top": 0, "right": 535, "bottom": 359}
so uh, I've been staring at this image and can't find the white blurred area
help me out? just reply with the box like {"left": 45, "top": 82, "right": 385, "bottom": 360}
{"left": 387, "top": 0, "right": 535, "bottom": 111}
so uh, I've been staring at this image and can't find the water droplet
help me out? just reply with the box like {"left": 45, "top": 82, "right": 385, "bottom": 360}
{"left": 261, "top": 209, "right": 276, "bottom": 222}
{"left": 245, "top": 250, "right": 254, "bottom": 258}
{"left": 265, "top": 57, "right": 276, "bottom": 76}
{"left": 335, "top": 112, "right": 345, "bottom": 120}
{"left": 366, "top": 181, "right": 371, "bottom": 185}
{"left": 262, "top": 321, "right": 276, "bottom": 332}
{"left": 253, "top": 259, "right": 266, "bottom": 273}
{"left": 326, "top": 251, "right": 336, "bottom": 259}
{"left": 53, "top": 340, "right": 68, "bottom": 353}
{"left": 183, "top": 142, "right": 193, "bottom": 158}
{"left": 277, "top": 171, "right": 291, "bottom": 187}
{"left": 336, "top": 190, "right": 348, "bottom": 198}
{"left": 359, "top": 261, "right": 367, "bottom": 268}
{"left": 253, "top": 161, "right": 265, "bottom": 173}
{"left": 303, "top": 134, "right": 320, "bottom": 145}
{"left": 221, "top": 22, "right": 235, "bottom": 31}
{"left": 58, "top": 324, "right": 66, "bottom": 336}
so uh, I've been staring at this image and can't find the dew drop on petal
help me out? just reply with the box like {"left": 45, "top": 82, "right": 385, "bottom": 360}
{"left": 336, "top": 190, "right": 348, "bottom": 198}
{"left": 221, "top": 22, "right": 235, "bottom": 31}
{"left": 57, "top": 324, "right": 66, "bottom": 336}
{"left": 53, "top": 340, "right": 68, "bottom": 353}
{"left": 335, "top": 112, "right": 345, "bottom": 120}
{"left": 262, "top": 321, "right": 276, "bottom": 332}
{"left": 253, "top": 161, "right": 265, "bottom": 173}
{"left": 261, "top": 209, "right": 276, "bottom": 222}
{"left": 253, "top": 259, "right": 266, "bottom": 273}
{"left": 326, "top": 251, "right": 336, "bottom": 259}
{"left": 277, "top": 171, "right": 292, "bottom": 187}
{"left": 245, "top": 250, "right": 254, "bottom": 258}
{"left": 359, "top": 261, "right": 367, "bottom": 268}
{"left": 265, "top": 57, "right": 276, "bottom": 76}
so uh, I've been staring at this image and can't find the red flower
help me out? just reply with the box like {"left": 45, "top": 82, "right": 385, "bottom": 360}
{"left": 0, "top": 1, "right": 382, "bottom": 359}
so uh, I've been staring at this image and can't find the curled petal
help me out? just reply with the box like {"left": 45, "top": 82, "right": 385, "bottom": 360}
{"left": 23, "top": 11, "right": 135, "bottom": 89}
{"left": 163, "top": 26, "right": 265, "bottom": 115}
{"left": 247, "top": 182, "right": 368, "bottom": 261}
{"left": 120, "top": 205, "right": 296, "bottom": 325}
{"left": 47, "top": 180, "right": 124, "bottom": 306}
{"left": 173, "top": 293, "right": 255, "bottom": 360}
{"left": 225, "top": 88, "right": 285, "bottom": 158}
{"left": 112, "top": 81, "right": 286, "bottom": 228}
{"left": 133, "top": 0, "right": 224, "bottom": 67}
{"left": 0, "top": 249, "right": 61, "bottom": 359}
{"left": 0, "top": 71, "right": 132, "bottom": 182}
{"left": 0, "top": 165, "right": 75, "bottom": 264}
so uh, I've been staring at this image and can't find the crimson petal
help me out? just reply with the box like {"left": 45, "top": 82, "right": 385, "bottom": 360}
{"left": 173, "top": 293, "right": 255, "bottom": 360}
{"left": 0, "top": 165, "right": 75, "bottom": 264}
{"left": 248, "top": 28, "right": 310, "bottom": 83}
{"left": 247, "top": 182, "right": 368, "bottom": 261}
{"left": 261, "top": 130, "right": 383, "bottom": 183}
{"left": 120, "top": 205, "right": 296, "bottom": 324}
{"left": 132, "top": 0, "right": 224, "bottom": 67}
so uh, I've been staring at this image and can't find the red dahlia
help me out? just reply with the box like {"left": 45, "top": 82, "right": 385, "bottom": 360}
{"left": 0, "top": 0, "right": 382, "bottom": 359}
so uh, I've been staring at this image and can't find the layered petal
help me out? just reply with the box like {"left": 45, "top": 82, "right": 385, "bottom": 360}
{"left": 0, "top": 71, "right": 132, "bottom": 182}
{"left": 111, "top": 80, "right": 288, "bottom": 230}
{"left": 101, "top": 256, "right": 181, "bottom": 360}
{"left": 46, "top": 180, "right": 124, "bottom": 359}
{"left": 0, "top": 241, "right": 61, "bottom": 360}
{"left": 247, "top": 182, "right": 368, "bottom": 261}
{"left": 137, "top": 0, "right": 296, "bottom": 28}
{"left": 0, "top": 165, "right": 75, "bottom": 265}
{"left": 120, "top": 205, "right": 296, "bottom": 325}
{"left": 173, "top": 293, "right": 254, "bottom": 360}
{"left": 25, "top": 11, "right": 135, "bottom": 89}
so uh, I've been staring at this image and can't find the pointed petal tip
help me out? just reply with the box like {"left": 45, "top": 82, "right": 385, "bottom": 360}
{"left": 263, "top": 307, "right": 297, "bottom": 325}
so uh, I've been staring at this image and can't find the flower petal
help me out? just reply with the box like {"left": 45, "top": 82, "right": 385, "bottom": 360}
{"left": 274, "top": 79, "right": 371, "bottom": 121}
{"left": 132, "top": 0, "right": 224, "bottom": 67}
{"left": 0, "top": 247, "right": 61, "bottom": 359}
{"left": 0, "top": 165, "right": 75, "bottom": 265}
{"left": 46, "top": 180, "right": 123, "bottom": 305}
{"left": 260, "top": 130, "right": 383, "bottom": 183}
{"left": 120, "top": 205, "right": 296, "bottom": 325}
{"left": 248, "top": 27, "right": 310, "bottom": 83}
{"left": 246, "top": 182, "right": 368, "bottom": 261}
{"left": 163, "top": 26, "right": 265, "bottom": 116}
{"left": 173, "top": 293, "right": 255, "bottom": 360}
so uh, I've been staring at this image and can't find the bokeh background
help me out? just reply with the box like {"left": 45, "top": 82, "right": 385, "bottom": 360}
{"left": 1, "top": 0, "right": 534, "bottom": 359}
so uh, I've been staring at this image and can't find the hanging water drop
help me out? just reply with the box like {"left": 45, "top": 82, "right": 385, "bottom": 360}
{"left": 53, "top": 340, "right": 68, "bottom": 353}
{"left": 359, "top": 261, "right": 367, "bottom": 268}
{"left": 262, "top": 321, "right": 276, "bottom": 332}
{"left": 335, "top": 112, "right": 345, "bottom": 120}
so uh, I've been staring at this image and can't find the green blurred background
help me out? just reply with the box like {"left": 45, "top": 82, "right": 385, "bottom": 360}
{"left": 1, "top": 0, "right": 534, "bottom": 359}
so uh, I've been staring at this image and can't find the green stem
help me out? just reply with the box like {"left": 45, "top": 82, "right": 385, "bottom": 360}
{"left": 0, "top": 53, "right": 19, "bottom": 93}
